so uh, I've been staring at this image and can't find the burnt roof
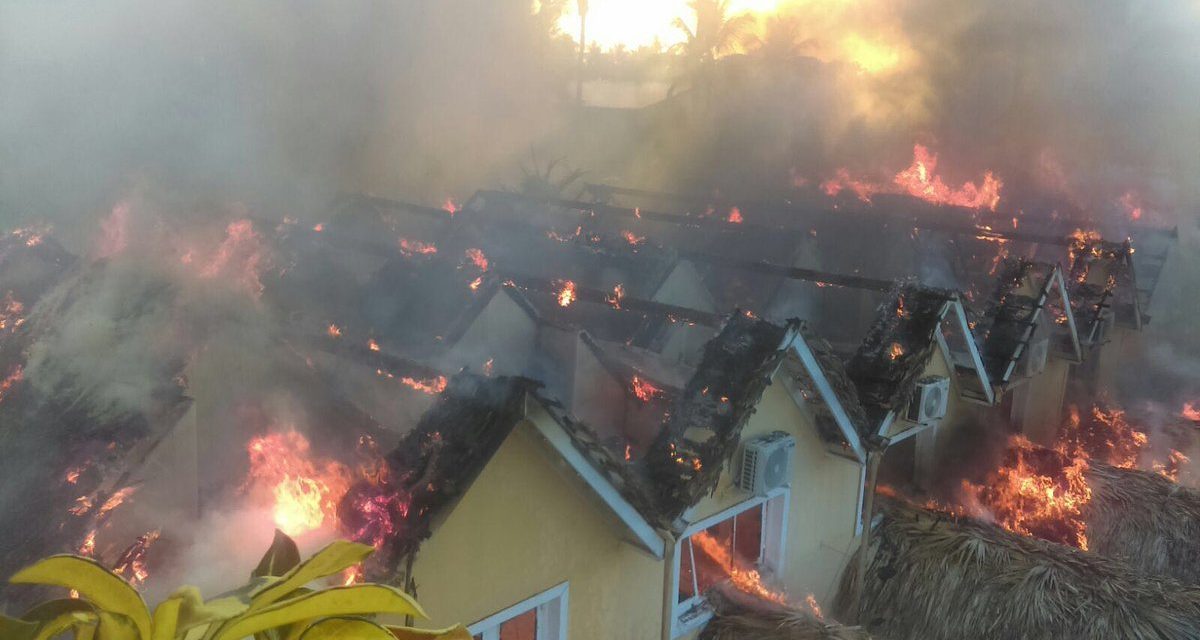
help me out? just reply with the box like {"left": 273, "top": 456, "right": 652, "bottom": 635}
{"left": 643, "top": 313, "right": 793, "bottom": 526}
{"left": 845, "top": 283, "right": 953, "bottom": 421}
{"left": 340, "top": 374, "right": 536, "bottom": 561}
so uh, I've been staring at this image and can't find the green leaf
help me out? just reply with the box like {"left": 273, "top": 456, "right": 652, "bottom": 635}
{"left": 248, "top": 541, "right": 374, "bottom": 611}
{"left": 209, "top": 584, "right": 426, "bottom": 640}
{"left": 253, "top": 531, "right": 302, "bottom": 579}
{"left": 9, "top": 555, "right": 152, "bottom": 640}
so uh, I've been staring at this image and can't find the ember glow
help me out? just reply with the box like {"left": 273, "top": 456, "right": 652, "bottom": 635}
{"left": 0, "top": 291, "right": 24, "bottom": 332}
{"left": 727, "top": 207, "right": 744, "bottom": 224}
{"left": 442, "top": 198, "right": 460, "bottom": 216}
{"left": 113, "top": 530, "right": 160, "bottom": 588}
{"left": 196, "top": 219, "right": 268, "bottom": 297}
{"left": 245, "top": 431, "right": 352, "bottom": 536}
{"left": 327, "top": 323, "right": 342, "bottom": 338}
{"left": 621, "top": 230, "right": 646, "bottom": 246}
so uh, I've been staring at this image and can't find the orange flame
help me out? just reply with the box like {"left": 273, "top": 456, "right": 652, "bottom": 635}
{"left": 246, "top": 431, "right": 352, "bottom": 536}
{"left": 1181, "top": 402, "right": 1200, "bottom": 422}
{"left": 621, "top": 230, "right": 646, "bottom": 246}
{"left": 1119, "top": 191, "right": 1143, "bottom": 221}
{"left": 465, "top": 248, "right": 489, "bottom": 272}
{"left": 442, "top": 198, "right": 460, "bottom": 216}
{"left": 0, "top": 291, "right": 25, "bottom": 332}
{"left": 888, "top": 342, "right": 905, "bottom": 360}
{"left": 822, "top": 145, "right": 1003, "bottom": 211}
{"left": 606, "top": 283, "right": 625, "bottom": 309}
{"left": 398, "top": 238, "right": 438, "bottom": 257}
{"left": 400, "top": 375, "right": 448, "bottom": 395}
{"left": 197, "top": 219, "right": 268, "bottom": 297}
{"left": 631, "top": 375, "right": 663, "bottom": 402}
{"left": 367, "top": 339, "right": 380, "bottom": 352}
{"left": 727, "top": 207, "right": 744, "bottom": 224}
{"left": 555, "top": 280, "right": 577, "bottom": 307}
{"left": 691, "top": 531, "right": 787, "bottom": 604}
{"left": 0, "top": 364, "right": 22, "bottom": 404}
{"left": 327, "top": 324, "right": 342, "bottom": 338}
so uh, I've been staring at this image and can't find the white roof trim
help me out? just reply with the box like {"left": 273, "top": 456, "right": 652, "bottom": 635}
{"left": 525, "top": 399, "right": 666, "bottom": 559}
{"left": 787, "top": 336, "right": 866, "bottom": 463}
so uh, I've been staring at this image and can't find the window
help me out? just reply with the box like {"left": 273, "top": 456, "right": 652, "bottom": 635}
{"left": 469, "top": 583, "right": 568, "bottom": 640}
{"left": 672, "top": 492, "right": 789, "bottom": 637}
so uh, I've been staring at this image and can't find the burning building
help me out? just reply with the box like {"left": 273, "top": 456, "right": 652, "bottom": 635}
{"left": 330, "top": 314, "right": 872, "bottom": 638}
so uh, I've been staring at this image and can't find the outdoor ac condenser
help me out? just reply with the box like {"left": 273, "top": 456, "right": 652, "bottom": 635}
{"left": 737, "top": 432, "right": 796, "bottom": 496}
{"left": 906, "top": 376, "right": 950, "bottom": 425}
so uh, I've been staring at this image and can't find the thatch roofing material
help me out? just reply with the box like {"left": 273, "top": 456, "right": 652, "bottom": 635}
{"left": 1087, "top": 462, "right": 1200, "bottom": 585}
{"left": 701, "top": 589, "right": 874, "bottom": 640}
{"left": 835, "top": 500, "right": 1200, "bottom": 640}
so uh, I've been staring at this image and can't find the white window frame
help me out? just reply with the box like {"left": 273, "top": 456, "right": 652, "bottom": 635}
{"left": 467, "top": 582, "right": 568, "bottom": 640}
{"left": 670, "top": 488, "right": 790, "bottom": 638}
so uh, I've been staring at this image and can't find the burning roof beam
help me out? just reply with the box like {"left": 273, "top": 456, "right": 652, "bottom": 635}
{"left": 585, "top": 183, "right": 1178, "bottom": 245}
{"left": 502, "top": 274, "right": 721, "bottom": 327}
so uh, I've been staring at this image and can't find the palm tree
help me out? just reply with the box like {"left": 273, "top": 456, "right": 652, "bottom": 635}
{"left": 670, "top": 0, "right": 755, "bottom": 95}
{"left": 745, "top": 14, "right": 810, "bottom": 65}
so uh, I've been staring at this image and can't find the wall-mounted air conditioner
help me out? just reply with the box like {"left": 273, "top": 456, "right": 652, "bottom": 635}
{"left": 906, "top": 376, "right": 950, "bottom": 425}
{"left": 737, "top": 432, "right": 795, "bottom": 496}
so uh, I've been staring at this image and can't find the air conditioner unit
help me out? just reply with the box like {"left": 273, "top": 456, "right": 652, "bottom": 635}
{"left": 1024, "top": 338, "right": 1049, "bottom": 377}
{"left": 737, "top": 432, "right": 796, "bottom": 496}
{"left": 905, "top": 376, "right": 950, "bottom": 425}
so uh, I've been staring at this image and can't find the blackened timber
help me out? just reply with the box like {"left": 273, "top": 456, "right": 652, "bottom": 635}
{"left": 502, "top": 274, "right": 721, "bottom": 327}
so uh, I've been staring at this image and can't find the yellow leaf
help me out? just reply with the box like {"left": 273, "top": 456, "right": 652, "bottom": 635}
{"left": 386, "top": 624, "right": 472, "bottom": 640}
{"left": 151, "top": 594, "right": 184, "bottom": 640}
{"left": 0, "top": 614, "right": 39, "bottom": 640}
{"left": 31, "top": 612, "right": 98, "bottom": 640}
{"left": 209, "top": 584, "right": 426, "bottom": 640}
{"left": 248, "top": 541, "right": 374, "bottom": 611}
{"left": 291, "top": 617, "right": 395, "bottom": 640}
{"left": 95, "top": 611, "right": 140, "bottom": 640}
{"left": 9, "top": 555, "right": 152, "bottom": 640}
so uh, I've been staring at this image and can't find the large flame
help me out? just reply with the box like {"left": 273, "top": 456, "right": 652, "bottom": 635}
{"left": 245, "top": 431, "right": 352, "bottom": 536}
{"left": 823, "top": 145, "right": 1003, "bottom": 211}
{"left": 691, "top": 530, "right": 787, "bottom": 604}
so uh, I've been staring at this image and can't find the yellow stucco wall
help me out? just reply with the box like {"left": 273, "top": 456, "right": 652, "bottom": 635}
{"left": 1013, "top": 357, "right": 1070, "bottom": 446}
{"left": 688, "top": 382, "right": 862, "bottom": 605}
{"left": 407, "top": 419, "right": 666, "bottom": 639}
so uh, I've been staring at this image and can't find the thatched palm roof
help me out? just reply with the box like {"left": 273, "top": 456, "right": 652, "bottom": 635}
{"left": 701, "top": 589, "right": 874, "bottom": 640}
{"left": 1087, "top": 462, "right": 1200, "bottom": 585}
{"left": 835, "top": 500, "right": 1200, "bottom": 640}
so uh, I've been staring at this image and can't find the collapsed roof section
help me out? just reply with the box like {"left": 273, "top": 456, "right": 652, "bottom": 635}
{"left": 845, "top": 283, "right": 991, "bottom": 430}
{"left": 1066, "top": 236, "right": 1141, "bottom": 343}
{"left": 974, "top": 259, "right": 1082, "bottom": 387}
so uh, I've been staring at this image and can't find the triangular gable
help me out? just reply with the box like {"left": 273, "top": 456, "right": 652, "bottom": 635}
{"left": 778, "top": 327, "right": 868, "bottom": 463}
{"left": 975, "top": 261, "right": 1082, "bottom": 389}
{"left": 935, "top": 298, "right": 994, "bottom": 405}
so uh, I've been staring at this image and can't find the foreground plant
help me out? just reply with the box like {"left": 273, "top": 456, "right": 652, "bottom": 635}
{"left": 2, "top": 530, "right": 468, "bottom": 640}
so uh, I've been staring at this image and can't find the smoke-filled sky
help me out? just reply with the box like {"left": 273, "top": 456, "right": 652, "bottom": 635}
{"left": 1, "top": 0, "right": 1198, "bottom": 236}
